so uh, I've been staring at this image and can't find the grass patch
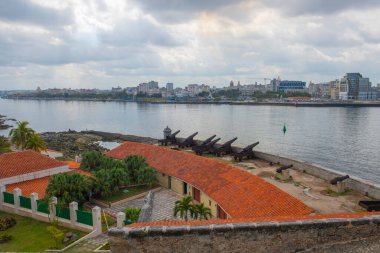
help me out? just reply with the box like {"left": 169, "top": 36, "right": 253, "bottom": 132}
{"left": 0, "top": 211, "right": 86, "bottom": 252}
{"left": 321, "top": 188, "right": 353, "bottom": 197}
{"left": 274, "top": 173, "right": 293, "bottom": 183}
{"left": 100, "top": 185, "right": 158, "bottom": 203}
{"left": 257, "top": 171, "right": 275, "bottom": 178}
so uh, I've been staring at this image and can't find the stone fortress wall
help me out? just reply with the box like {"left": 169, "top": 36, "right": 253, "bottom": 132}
{"left": 109, "top": 215, "right": 380, "bottom": 253}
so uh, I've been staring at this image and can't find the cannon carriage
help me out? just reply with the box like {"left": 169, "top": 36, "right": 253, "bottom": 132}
{"left": 192, "top": 137, "right": 220, "bottom": 155}
{"left": 233, "top": 142, "right": 259, "bottom": 161}
{"left": 158, "top": 130, "right": 180, "bottom": 146}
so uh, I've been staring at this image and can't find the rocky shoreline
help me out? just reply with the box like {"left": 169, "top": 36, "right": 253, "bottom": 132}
{"left": 41, "top": 130, "right": 157, "bottom": 159}
{"left": 0, "top": 114, "right": 15, "bottom": 130}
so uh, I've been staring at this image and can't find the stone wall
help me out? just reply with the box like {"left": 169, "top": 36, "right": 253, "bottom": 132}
{"left": 253, "top": 151, "right": 380, "bottom": 199}
{"left": 109, "top": 215, "right": 380, "bottom": 253}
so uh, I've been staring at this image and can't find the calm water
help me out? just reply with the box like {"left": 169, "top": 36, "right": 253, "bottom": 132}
{"left": 1, "top": 99, "right": 379, "bottom": 183}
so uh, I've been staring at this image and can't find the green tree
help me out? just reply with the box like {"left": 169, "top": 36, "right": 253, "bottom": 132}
{"left": 192, "top": 203, "right": 212, "bottom": 220}
{"left": 174, "top": 196, "right": 194, "bottom": 221}
{"left": 25, "top": 132, "right": 47, "bottom": 152}
{"left": 46, "top": 173, "right": 91, "bottom": 206}
{"left": 137, "top": 165, "right": 157, "bottom": 187}
{"left": 80, "top": 151, "right": 105, "bottom": 171}
{"left": 124, "top": 208, "right": 141, "bottom": 223}
{"left": 9, "top": 121, "right": 35, "bottom": 150}
{"left": 0, "top": 136, "right": 11, "bottom": 154}
{"left": 124, "top": 155, "right": 147, "bottom": 182}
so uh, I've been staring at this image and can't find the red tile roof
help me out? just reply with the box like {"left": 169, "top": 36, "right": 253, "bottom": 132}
{"left": 63, "top": 161, "right": 81, "bottom": 169}
{"left": 128, "top": 212, "right": 380, "bottom": 228}
{"left": 6, "top": 169, "right": 92, "bottom": 198}
{"left": 0, "top": 150, "right": 66, "bottom": 179}
{"left": 106, "top": 142, "right": 313, "bottom": 219}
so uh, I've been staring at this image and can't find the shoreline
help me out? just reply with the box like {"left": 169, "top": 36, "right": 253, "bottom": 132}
{"left": 3, "top": 97, "right": 380, "bottom": 107}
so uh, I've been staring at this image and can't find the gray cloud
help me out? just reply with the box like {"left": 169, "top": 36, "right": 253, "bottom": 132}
{"left": 262, "top": 0, "right": 380, "bottom": 16}
{"left": 0, "top": 0, "right": 73, "bottom": 27}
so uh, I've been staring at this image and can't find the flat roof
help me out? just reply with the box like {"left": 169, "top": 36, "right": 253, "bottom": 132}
{"left": 106, "top": 141, "right": 313, "bottom": 219}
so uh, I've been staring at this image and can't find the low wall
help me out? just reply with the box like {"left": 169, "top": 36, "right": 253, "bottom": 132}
{"left": 109, "top": 215, "right": 380, "bottom": 253}
{"left": 1, "top": 203, "right": 93, "bottom": 232}
{"left": 253, "top": 151, "right": 380, "bottom": 199}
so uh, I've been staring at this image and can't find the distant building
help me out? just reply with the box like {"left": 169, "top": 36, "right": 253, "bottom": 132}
{"left": 269, "top": 78, "right": 281, "bottom": 92}
{"left": 341, "top": 73, "right": 374, "bottom": 100}
{"left": 278, "top": 80, "right": 306, "bottom": 93}
{"left": 111, "top": 86, "right": 123, "bottom": 93}
{"left": 230, "top": 80, "right": 234, "bottom": 87}
{"left": 166, "top": 83, "right": 174, "bottom": 91}
{"left": 138, "top": 83, "right": 149, "bottom": 94}
{"left": 308, "top": 82, "right": 330, "bottom": 98}
{"left": 148, "top": 81, "right": 159, "bottom": 89}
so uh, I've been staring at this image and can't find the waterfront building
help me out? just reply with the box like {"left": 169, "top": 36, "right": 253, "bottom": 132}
{"left": 229, "top": 80, "right": 234, "bottom": 87}
{"left": 277, "top": 80, "right": 306, "bottom": 93}
{"left": 308, "top": 82, "right": 330, "bottom": 98}
{"left": 148, "top": 81, "right": 159, "bottom": 89}
{"left": 341, "top": 73, "right": 374, "bottom": 100}
{"left": 138, "top": 83, "right": 149, "bottom": 94}
{"left": 166, "top": 83, "right": 174, "bottom": 91}
{"left": 269, "top": 78, "right": 281, "bottom": 92}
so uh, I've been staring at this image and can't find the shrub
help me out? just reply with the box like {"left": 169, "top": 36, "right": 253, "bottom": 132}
{"left": 0, "top": 217, "right": 17, "bottom": 231}
{"left": 47, "top": 226, "right": 65, "bottom": 248}
{"left": 0, "top": 233, "right": 12, "bottom": 244}
{"left": 124, "top": 208, "right": 141, "bottom": 223}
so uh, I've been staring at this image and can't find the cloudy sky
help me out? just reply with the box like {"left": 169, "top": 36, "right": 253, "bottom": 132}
{"left": 1, "top": 0, "right": 380, "bottom": 89}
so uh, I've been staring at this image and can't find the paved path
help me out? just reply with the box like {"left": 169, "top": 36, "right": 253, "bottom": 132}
{"left": 103, "top": 197, "right": 145, "bottom": 217}
{"left": 151, "top": 188, "right": 182, "bottom": 221}
{"left": 67, "top": 234, "right": 108, "bottom": 252}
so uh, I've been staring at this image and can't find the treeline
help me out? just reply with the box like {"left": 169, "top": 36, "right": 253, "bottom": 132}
{"left": 46, "top": 151, "right": 157, "bottom": 206}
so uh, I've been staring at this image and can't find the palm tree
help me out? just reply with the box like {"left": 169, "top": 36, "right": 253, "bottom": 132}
{"left": 174, "top": 196, "right": 194, "bottom": 221}
{"left": 0, "top": 136, "right": 11, "bottom": 154}
{"left": 192, "top": 203, "right": 212, "bottom": 220}
{"left": 25, "top": 132, "right": 47, "bottom": 152}
{"left": 9, "top": 121, "right": 35, "bottom": 150}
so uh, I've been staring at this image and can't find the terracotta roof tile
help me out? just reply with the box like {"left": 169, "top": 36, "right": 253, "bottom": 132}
{"left": 128, "top": 212, "right": 380, "bottom": 228}
{"left": 0, "top": 150, "right": 66, "bottom": 179}
{"left": 106, "top": 142, "right": 313, "bottom": 219}
{"left": 63, "top": 161, "right": 81, "bottom": 169}
{"left": 6, "top": 169, "right": 92, "bottom": 198}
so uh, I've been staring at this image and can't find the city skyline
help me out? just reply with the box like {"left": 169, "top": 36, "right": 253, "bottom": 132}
{"left": 1, "top": 0, "right": 380, "bottom": 89}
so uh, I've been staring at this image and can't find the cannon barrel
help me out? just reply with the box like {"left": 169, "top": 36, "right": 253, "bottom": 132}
{"left": 171, "top": 130, "right": 180, "bottom": 137}
{"left": 201, "top": 135, "right": 216, "bottom": 145}
{"left": 276, "top": 164, "right": 293, "bottom": 173}
{"left": 242, "top": 141, "right": 260, "bottom": 151}
{"left": 207, "top": 138, "right": 220, "bottom": 147}
{"left": 187, "top": 132, "right": 198, "bottom": 139}
{"left": 330, "top": 175, "right": 349, "bottom": 185}
{"left": 221, "top": 137, "right": 238, "bottom": 147}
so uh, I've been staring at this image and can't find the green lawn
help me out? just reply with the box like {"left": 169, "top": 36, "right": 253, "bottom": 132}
{"left": 101, "top": 185, "right": 158, "bottom": 203}
{"left": 0, "top": 211, "right": 87, "bottom": 252}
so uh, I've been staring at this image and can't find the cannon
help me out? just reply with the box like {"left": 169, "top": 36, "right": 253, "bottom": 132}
{"left": 210, "top": 137, "right": 237, "bottom": 156}
{"left": 330, "top": 175, "right": 349, "bottom": 185}
{"left": 276, "top": 164, "right": 293, "bottom": 174}
{"left": 158, "top": 130, "right": 180, "bottom": 145}
{"left": 359, "top": 200, "right": 380, "bottom": 211}
{"left": 192, "top": 137, "right": 220, "bottom": 155}
{"left": 200, "top": 135, "right": 216, "bottom": 146}
{"left": 178, "top": 132, "right": 199, "bottom": 148}
{"left": 233, "top": 142, "right": 259, "bottom": 161}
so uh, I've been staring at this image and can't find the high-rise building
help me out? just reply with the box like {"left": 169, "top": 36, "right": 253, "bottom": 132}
{"left": 148, "top": 81, "right": 159, "bottom": 89}
{"left": 341, "top": 73, "right": 373, "bottom": 100}
{"left": 230, "top": 80, "right": 234, "bottom": 87}
{"left": 138, "top": 83, "right": 149, "bottom": 93}
{"left": 166, "top": 83, "right": 174, "bottom": 91}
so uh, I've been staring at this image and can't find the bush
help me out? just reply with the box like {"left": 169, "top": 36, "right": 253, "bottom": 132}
{"left": 0, "top": 217, "right": 17, "bottom": 231}
{"left": 0, "top": 233, "right": 12, "bottom": 244}
{"left": 47, "top": 226, "right": 65, "bottom": 248}
{"left": 124, "top": 208, "right": 141, "bottom": 223}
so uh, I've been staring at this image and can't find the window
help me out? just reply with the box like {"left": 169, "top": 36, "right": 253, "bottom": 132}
{"left": 183, "top": 182, "right": 188, "bottom": 195}
{"left": 209, "top": 200, "right": 211, "bottom": 206}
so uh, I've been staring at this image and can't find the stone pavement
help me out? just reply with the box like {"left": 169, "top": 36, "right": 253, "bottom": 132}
{"left": 103, "top": 197, "right": 145, "bottom": 217}
{"left": 67, "top": 233, "right": 108, "bottom": 253}
{"left": 151, "top": 188, "right": 182, "bottom": 221}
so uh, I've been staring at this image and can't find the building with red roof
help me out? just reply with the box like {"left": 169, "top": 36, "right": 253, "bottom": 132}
{"left": 0, "top": 150, "right": 69, "bottom": 185}
{"left": 106, "top": 141, "right": 312, "bottom": 219}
